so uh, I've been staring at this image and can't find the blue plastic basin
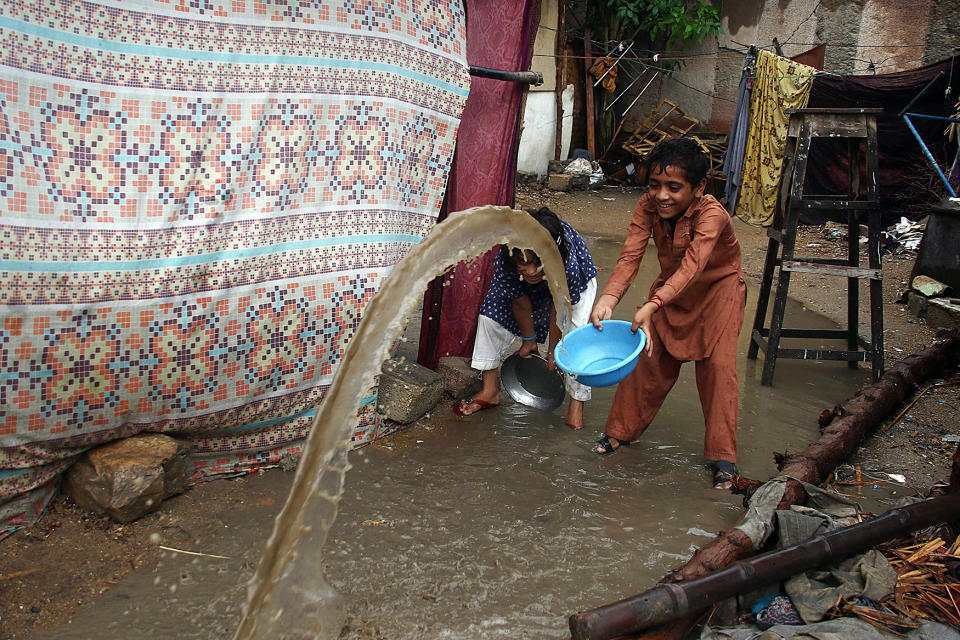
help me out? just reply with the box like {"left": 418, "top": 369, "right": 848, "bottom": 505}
{"left": 553, "top": 320, "right": 646, "bottom": 387}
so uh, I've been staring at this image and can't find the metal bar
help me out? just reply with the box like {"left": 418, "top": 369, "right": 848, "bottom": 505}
{"left": 904, "top": 113, "right": 960, "bottom": 124}
{"left": 604, "top": 71, "right": 643, "bottom": 112}
{"left": 621, "top": 71, "right": 659, "bottom": 117}
{"left": 898, "top": 70, "right": 944, "bottom": 117}
{"left": 594, "top": 41, "right": 634, "bottom": 87}
{"left": 468, "top": 66, "right": 543, "bottom": 86}
{"left": 903, "top": 114, "right": 958, "bottom": 197}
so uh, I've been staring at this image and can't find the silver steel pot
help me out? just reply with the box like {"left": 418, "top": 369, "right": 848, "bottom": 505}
{"left": 500, "top": 352, "right": 565, "bottom": 411}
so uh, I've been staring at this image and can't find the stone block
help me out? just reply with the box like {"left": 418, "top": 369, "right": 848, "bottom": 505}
{"left": 906, "top": 291, "right": 929, "bottom": 317}
{"left": 925, "top": 297, "right": 960, "bottom": 329}
{"left": 516, "top": 170, "right": 540, "bottom": 185}
{"left": 569, "top": 174, "right": 590, "bottom": 190}
{"left": 547, "top": 173, "right": 572, "bottom": 191}
{"left": 912, "top": 275, "right": 949, "bottom": 298}
{"left": 377, "top": 357, "right": 444, "bottom": 423}
{"left": 63, "top": 434, "right": 191, "bottom": 523}
{"left": 436, "top": 356, "right": 482, "bottom": 399}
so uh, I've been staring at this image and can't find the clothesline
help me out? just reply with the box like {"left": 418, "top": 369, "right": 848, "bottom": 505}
{"left": 532, "top": 49, "right": 958, "bottom": 82}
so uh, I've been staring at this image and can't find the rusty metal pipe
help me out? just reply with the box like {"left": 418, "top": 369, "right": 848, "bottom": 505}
{"left": 469, "top": 66, "right": 543, "bottom": 86}
{"left": 569, "top": 492, "right": 960, "bottom": 640}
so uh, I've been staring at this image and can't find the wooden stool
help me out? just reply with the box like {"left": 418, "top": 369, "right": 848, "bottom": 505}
{"left": 747, "top": 108, "right": 884, "bottom": 386}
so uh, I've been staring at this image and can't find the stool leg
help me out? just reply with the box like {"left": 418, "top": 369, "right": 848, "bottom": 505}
{"left": 846, "top": 139, "right": 862, "bottom": 369}
{"left": 761, "top": 120, "right": 810, "bottom": 386}
{"left": 751, "top": 131, "right": 798, "bottom": 362}
{"left": 866, "top": 119, "right": 884, "bottom": 380}
{"left": 847, "top": 210, "right": 860, "bottom": 368}
{"left": 748, "top": 235, "right": 779, "bottom": 361}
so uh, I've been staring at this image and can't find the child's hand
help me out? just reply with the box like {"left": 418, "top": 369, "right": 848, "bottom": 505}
{"left": 545, "top": 351, "right": 558, "bottom": 371}
{"left": 590, "top": 294, "right": 619, "bottom": 329}
{"left": 517, "top": 339, "right": 540, "bottom": 359}
{"left": 632, "top": 303, "right": 657, "bottom": 355}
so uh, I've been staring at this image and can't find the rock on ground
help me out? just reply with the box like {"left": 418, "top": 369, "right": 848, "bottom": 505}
{"left": 63, "top": 433, "right": 191, "bottom": 523}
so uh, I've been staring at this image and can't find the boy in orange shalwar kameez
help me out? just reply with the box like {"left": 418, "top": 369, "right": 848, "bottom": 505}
{"left": 589, "top": 138, "right": 746, "bottom": 489}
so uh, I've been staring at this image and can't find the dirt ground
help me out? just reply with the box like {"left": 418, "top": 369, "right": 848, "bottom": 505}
{"left": 1, "top": 182, "right": 957, "bottom": 639}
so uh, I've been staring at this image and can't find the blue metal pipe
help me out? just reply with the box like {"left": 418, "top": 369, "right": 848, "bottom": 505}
{"left": 902, "top": 113, "right": 958, "bottom": 197}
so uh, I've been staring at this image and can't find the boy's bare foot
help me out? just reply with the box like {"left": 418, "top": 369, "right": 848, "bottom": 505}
{"left": 565, "top": 399, "right": 584, "bottom": 430}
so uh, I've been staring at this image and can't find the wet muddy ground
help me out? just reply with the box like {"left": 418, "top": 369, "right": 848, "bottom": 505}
{"left": 19, "top": 232, "right": 872, "bottom": 640}
{"left": 3, "top": 185, "right": 955, "bottom": 639}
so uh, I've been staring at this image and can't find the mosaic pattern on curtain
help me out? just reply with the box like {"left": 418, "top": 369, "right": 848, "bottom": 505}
{"left": 0, "top": 0, "right": 470, "bottom": 534}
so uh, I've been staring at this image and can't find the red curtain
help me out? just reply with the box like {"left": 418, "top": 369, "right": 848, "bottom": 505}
{"left": 418, "top": 0, "right": 541, "bottom": 368}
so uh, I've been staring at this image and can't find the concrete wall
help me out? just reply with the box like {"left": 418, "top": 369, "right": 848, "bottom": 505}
{"left": 606, "top": 0, "right": 956, "bottom": 136}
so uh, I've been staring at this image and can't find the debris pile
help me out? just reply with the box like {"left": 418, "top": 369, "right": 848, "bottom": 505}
{"left": 880, "top": 534, "right": 960, "bottom": 628}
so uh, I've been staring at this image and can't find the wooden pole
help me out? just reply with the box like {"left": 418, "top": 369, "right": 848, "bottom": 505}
{"left": 950, "top": 442, "right": 960, "bottom": 494}
{"left": 583, "top": 28, "right": 596, "bottom": 159}
{"left": 569, "top": 329, "right": 960, "bottom": 640}
{"left": 554, "top": 0, "right": 566, "bottom": 162}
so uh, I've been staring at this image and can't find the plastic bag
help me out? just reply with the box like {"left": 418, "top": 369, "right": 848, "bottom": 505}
{"left": 563, "top": 157, "right": 593, "bottom": 176}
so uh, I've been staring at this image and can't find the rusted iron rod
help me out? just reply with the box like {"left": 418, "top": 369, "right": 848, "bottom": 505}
{"left": 468, "top": 66, "right": 543, "bottom": 86}
{"left": 569, "top": 492, "right": 960, "bottom": 640}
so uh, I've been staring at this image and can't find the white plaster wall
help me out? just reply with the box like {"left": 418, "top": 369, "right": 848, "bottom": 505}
{"left": 517, "top": 92, "right": 557, "bottom": 177}
{"left": 559, "top": 84, "right": 574, "bottom": 161}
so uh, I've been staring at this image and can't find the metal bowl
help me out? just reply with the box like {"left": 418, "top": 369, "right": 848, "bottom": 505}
{"left": 500, "top": 353, "right": 565, "bottom": 411}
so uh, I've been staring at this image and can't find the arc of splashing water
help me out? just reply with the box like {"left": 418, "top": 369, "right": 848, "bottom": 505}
{"left": 235, "top": 206, "right": 572, "bottom": 639}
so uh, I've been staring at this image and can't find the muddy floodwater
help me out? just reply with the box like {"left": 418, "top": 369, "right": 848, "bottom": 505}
{"left": 41, "top": 235, "right": 870, "bottom": 639}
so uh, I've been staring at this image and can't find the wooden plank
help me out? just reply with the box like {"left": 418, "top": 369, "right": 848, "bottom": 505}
{"left": 766, "top": 227, "right": 782, "bottom": 243}
{"left": 754, "top": 328, "right": 851, "bottom": 340}
{"left": 781, "top": 260, "right": 882, "bottom": 279}
{"left": 785, "top": 107, "right": 884, "bottom": 115}
{"left": 790, "top": 198, "right": 874, "bottom": 210}
{"left": 775, "top": 347, "right": 872, "bottom": 362}
{"left": 751, "top": 329, "right": 768, "bottom": 354}
{"left": 553, "top": 0, "right": 566, "bottom": 162}
{"left": 583, "top": 29, "right": 595, "bottom": 159}
{"left": 788, "top": 256, "right": 854, "bottom": 267}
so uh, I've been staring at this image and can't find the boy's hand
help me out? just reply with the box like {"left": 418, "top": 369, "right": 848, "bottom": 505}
{"left": 590, "top": 294, "right": 619, "bottom": 329}
{"left": 632, "top": 302, "right": 657, "bottom": 355}
{"left": 545, "top": 351, "right": 558, "bottom": 371}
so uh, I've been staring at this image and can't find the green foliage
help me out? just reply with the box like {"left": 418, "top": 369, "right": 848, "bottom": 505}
{"left": 610, "top": 0, "right": 720, "bottom": 46}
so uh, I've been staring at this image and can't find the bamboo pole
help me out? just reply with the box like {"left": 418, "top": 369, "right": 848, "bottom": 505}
{"left": 569, "top": 493, "right": 960, "bottom": 640}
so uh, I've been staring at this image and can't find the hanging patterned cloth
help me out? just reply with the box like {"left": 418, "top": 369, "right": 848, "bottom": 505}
{"left": 735, "top": 50, "right": 817, "bottom": 226}
{"left": 0, "top": 0, "right": 470, "bottom": 534}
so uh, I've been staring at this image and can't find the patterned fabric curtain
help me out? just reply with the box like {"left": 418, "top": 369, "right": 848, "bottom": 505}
{"left": 419, "top": 0, "right": 541, "bottom": 367}
{"left": 735, "top": 50, "right": 817, "bottom": 226}
{"left": 0, "top": 0, "right": 470, "bottom": 534}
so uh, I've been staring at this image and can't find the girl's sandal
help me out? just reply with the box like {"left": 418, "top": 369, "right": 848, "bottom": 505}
{"left": 453, "top": 398, "right": 499, "bottom": 417}
{"left": 594, "top": 434, "right": 628, "bottom": 456}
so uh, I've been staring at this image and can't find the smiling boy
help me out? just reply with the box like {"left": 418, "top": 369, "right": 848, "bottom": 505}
{"left": 589, "top": 138, "right": 746, "bottom": 489}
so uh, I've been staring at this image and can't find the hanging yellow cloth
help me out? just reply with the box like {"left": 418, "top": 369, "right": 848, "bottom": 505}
{"left": 735, "top": 50, "right": 817, "bottom": 226}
